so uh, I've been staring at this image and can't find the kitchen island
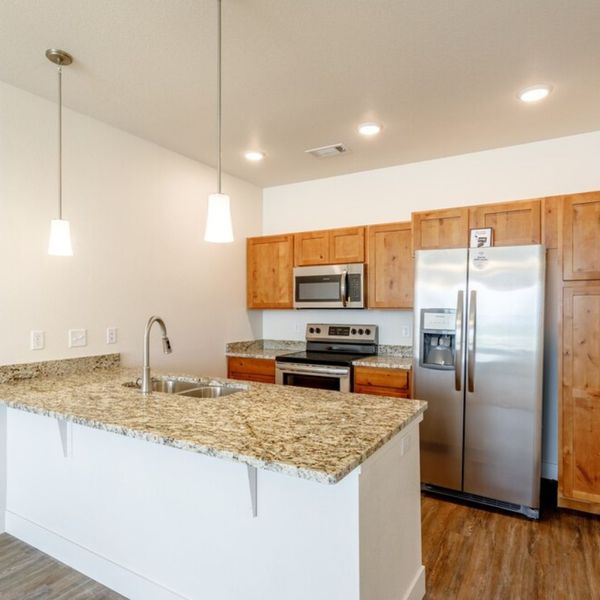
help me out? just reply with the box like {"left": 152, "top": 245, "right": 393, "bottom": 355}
{"left": 0, "top": 356, "right": 426, "bottom": 600}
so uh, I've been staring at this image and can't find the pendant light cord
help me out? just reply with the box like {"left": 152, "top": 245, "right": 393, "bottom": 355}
{"left": 57, "top": 63, "right": 63, "bottom": 219}
{"left": 217, "top": 0, "right": 222, "bottom": 194}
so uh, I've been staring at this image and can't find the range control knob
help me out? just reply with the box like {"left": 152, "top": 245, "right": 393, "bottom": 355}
{"left": 351, "top": 328, "right": 357, "bottom": 335}
{"left": 309, "top": 327, "right": 315, "bottom": 334}
{"left": 315, "top": 327, "right": 321, "bottom": 334}
{"left": 365, "top": 328, "right": 371, "bottom": 335}
{"left": 358, "top": 328, "right": 364, "bottom": 335}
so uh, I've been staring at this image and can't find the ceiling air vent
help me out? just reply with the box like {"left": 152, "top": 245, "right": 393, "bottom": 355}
{"left": 305, "top": 143, "right": 349, "bottom": 158}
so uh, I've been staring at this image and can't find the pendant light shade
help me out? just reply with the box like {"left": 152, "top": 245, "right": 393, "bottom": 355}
{"left": 204, "top": 0, "right": 234, "bottom": 243}
{"left": 205, "top": 193, "right": 233, "bottom": 243}
{"left": 48, "top": 219, "right": 73, "bottom": 256}
{"left": 46, "top": 48, "right": 74, "bottom": 256}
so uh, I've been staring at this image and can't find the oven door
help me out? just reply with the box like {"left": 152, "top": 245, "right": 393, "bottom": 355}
{"left": 293, "top": 264, "right": 365, "bottom": 309}
{"left": 275, "top": 362, "right": 351, "bottom": 393}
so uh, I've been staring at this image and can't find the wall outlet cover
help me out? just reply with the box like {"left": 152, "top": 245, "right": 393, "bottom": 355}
{"left": 30, "top": 330, "right": 45, "bottom": 350}
{"left": 68, "top": 329, "right": 87, "bottom": 348}
{"left": 106, "top": 327, "right": 118, "bottom": 344}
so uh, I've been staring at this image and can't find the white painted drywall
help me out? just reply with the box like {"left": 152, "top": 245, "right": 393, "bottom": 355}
{"left": 0, "top": 81, "right": 263, "bottom": 375}
{"left": 262, "top": 130, "right": 600, "bottom": 479}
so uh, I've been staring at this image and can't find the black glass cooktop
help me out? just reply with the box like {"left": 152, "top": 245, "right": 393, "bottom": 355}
{"left": 276, "top": 351, "right": 375, "bottom": 367}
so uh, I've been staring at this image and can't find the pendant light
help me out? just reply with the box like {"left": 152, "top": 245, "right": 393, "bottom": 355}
{"left": 204, "top": 0, "right": 234, "bottom": 243}
{"left": 46, "top": 48, "right": 74, "bottom": 256}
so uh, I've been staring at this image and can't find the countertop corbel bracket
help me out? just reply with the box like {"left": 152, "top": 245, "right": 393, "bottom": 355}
{"left": 247, "top": 465, "right": 258, "bottom": 518}
{"left": 56, "top": 418, "right": 73, "bottom": 459}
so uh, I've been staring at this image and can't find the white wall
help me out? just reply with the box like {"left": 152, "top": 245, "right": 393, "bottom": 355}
{"left": 0, "top": 81, "right": 263, "bottom": 376}
{"left": 262, "top": 130, "right": 600, "bottom": 480}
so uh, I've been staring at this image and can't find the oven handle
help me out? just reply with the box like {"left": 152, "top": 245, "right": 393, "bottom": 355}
{"left": 276, "top": 363, "right": 350, "bottom": 377}
{"left": 340, "top": 270, "right": 348, "bottom": 307}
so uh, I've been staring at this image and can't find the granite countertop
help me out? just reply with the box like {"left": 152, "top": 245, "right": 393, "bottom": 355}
{"left": 226, "top": 340, "right": 413, "bottom": 370}
{"left": 0, "top": 362, "right": 426, "bottom": 485}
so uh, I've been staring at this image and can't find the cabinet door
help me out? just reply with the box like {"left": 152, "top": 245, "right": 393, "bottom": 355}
{"left": 469, "top": 199, "right": 541, "bottom": 246}
{"left": 367, "top": 222, "right": 413, "bottom": 308}
{"left": 353, "top": 367, "right": 410, "bottom": 398}
{"left": 560, "top": 283, "right": 600, "bottom": 513}
{"left": 227, "top": 357, "right": 276, "bottom": 384}
{"left": 412, "top": 208, "right": 469, "bottom": 251}
{"left": 294, "top": 231, "right": 330, "bottom": 266}
{"left": 542, "top": 195, "right": 561, "bottom": 250}
{"left": 247, "top": 235, "right": 294, "bottom": 309}
{"left": 330, "top": 226, "right": 365, "bottom": 263}
{"left": 562, "top": 192, "right": 600, "bottom": 281}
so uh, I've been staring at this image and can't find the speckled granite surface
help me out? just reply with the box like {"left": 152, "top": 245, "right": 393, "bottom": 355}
{"left": 227, "top": 340, "right": 413, "bottom": 369}
{"left": 352, "top": 356, "right": 413, "bottom": 370}
{"left": 0, "top": 354, "right": 120, "bottom": 383}
{"left": 0, "top": 365, "right": 425, "bottom": 485}
{"left": 226, "top": 339, "right": 305, "bottom": 360}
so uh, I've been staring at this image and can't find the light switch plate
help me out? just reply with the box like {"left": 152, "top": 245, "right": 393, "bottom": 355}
{"left": 68, "top": 328, "right": 87, "bottom": 348}
{"left": 30, "top": 330, "right": 45, "bottom": 350}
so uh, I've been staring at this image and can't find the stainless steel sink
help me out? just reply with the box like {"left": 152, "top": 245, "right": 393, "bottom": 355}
{"left": 123, "top": 377, "right": 242, "bottom": 398}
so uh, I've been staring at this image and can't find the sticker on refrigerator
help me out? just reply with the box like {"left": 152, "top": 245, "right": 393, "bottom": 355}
{"left": 471, "top": 250, "right": 490, "bottom": 270}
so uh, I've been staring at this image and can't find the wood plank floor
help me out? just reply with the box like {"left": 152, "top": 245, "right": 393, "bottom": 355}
{"left": 0, "top": 534, "right": 125, "bottom": 600}
{"left": 422, "top": 486, "right": 600, "bottom": 599}
{"left": 1, "top": 485, "right": 599, "bottom": 600}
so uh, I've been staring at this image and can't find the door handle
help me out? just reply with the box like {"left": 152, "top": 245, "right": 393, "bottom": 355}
{"left": 454, "top": 290, "right": 464, "bottom": 391}
{"left": 340, "top": 270, "right": 348, "bottom": 307}
{"left": 467, "top": 289, "right": 477, "bottom": 393}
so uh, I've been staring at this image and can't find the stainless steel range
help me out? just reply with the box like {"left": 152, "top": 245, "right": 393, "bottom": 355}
{"left": 276, "top": 324, "right": 378, "bottom": 392}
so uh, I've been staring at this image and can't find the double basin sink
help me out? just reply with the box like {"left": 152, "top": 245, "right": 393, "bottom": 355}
{"left": 124, "top": 377, "right": 243, "bottom": 399}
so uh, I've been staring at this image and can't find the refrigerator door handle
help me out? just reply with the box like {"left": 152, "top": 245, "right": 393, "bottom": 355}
{"left": 467, "top": 289, "right": 477, "bottom": 392}
{"left": 454, "top": 290, "right": 464, "bottom": 391}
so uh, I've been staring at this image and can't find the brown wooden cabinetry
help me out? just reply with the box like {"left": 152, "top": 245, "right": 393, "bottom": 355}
{"left": 561, "top": 192, "right": 600, "bottom": 281}
{"left": 367, "top": 222, "right": 413, "bottom": 308}
{"left": 559, "top": 282, "right": 600, "bottom": 514}
{"left": 412, "top": 208, "right": 469, "bottom": 251}
{"left": 294, "top": 226, "right": 365, "bottom": 266}
{"left": 469, "top": 199, "right": 541, "bottom": 246}
{"left": 227, "top": 357, "right": 276, "bottom": 384}
{"left": 353, "top": 367, "right": 411, "bottom": 398}
{"left": 247, "top": 234, "right": 294, "bottom": 309}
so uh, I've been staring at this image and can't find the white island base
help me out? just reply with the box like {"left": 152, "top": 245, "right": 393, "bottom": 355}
{"left": 0, "top": 407, "right": 424, "bottom": 600}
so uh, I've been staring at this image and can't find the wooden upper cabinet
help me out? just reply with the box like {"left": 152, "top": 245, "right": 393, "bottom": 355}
{"left": 412, "top": 208, "right": 469, "bottom": 251}
{"left": 562, "top": 192, "right": 600, "bottom": 281}
{"left": 469, "top": 199, "right": 541, "bottom": 246}
{"left": 247, "top": 234, "right": 294, "bottom": 309}
{"left": 367, "top": 222, "right": 413, "bottom": 308}
{"left": 294, "top": 226, "right": 365, "bottom": 266}
{"left": 294, "top": 230, "right": 330, "bottom": 266}
{"left": 542, "top": 195, "right": 561, "bottom": 250}
{"left": 560, "top": 282, "right": 600, "bottom": 513}
{"left": 329, "top": 227, "right": 365, "bottom": 263}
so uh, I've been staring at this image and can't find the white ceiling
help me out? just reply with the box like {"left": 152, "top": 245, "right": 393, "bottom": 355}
{"left": 1, "top": 0, "right": 599, "bottom": 187}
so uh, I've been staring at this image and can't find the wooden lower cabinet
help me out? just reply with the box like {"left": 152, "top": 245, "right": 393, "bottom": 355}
{"left": 227, "top": 357, "right": 276, "bottom": 384}
{"left": 353, "top": 367, "right": 411, "bottom": 398}
{"left": 559, "top": 282, "right": 600, "bottom": 514}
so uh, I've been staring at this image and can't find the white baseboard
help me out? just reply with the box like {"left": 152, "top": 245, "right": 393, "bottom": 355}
{"left": 6, "top": 511, "right": 189, "bottom": 600}
{"left": 403, "top": 565, "right": 426, "bottom": 600}
{"left": 542, "top": 461, "right": 558, "bottom": 481}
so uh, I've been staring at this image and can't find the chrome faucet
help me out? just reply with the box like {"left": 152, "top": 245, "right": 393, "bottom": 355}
{"left": 141, "top": 316, "right": 172, "bottom": 393}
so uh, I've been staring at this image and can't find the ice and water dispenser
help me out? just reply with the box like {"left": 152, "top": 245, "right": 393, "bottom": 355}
{"left": 419, "top": 309, "right": 457, "bottom": 369}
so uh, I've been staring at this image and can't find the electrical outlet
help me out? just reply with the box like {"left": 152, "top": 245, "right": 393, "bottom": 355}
{"left": 106, "top": 327, "right": 118, "bottom": 344}
{"left": 30, "top": 330, "right": 45, "bottom": 350}
{"left": 68, "top": 329, "right": 87, "bottom": 348}
{"left": 401, "top": 325, "right": 411, "bottom": 339}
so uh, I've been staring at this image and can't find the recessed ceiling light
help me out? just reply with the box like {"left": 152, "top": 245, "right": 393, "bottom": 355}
{"left": 244, "top": 151, "right": 265, "bottom": 162}
{"left": 358, "top": 122, "right": 382, "bottom": 136}
{"left": 518, "top": 85, "right": 552, "bottom": 103}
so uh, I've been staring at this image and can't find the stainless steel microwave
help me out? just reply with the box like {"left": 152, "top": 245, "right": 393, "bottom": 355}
{"left": 293, "top": 264, "right": 366, "bottom": 309}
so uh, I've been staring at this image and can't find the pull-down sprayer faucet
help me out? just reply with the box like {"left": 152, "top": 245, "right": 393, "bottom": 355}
{"left": 141, "top": 315, "right": 172, "bottom": 393}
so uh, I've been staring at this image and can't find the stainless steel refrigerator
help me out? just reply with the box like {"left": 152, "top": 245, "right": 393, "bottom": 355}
{"left": 413, "top": 245, "right": 545, "bottom": 518}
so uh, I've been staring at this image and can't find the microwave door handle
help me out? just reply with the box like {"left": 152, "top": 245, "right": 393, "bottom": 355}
{"left": 340, "top": 270, "right": 348, "bottom": 307}
{"left": 454, "top": 290, "right": 464, "bottom": 391}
